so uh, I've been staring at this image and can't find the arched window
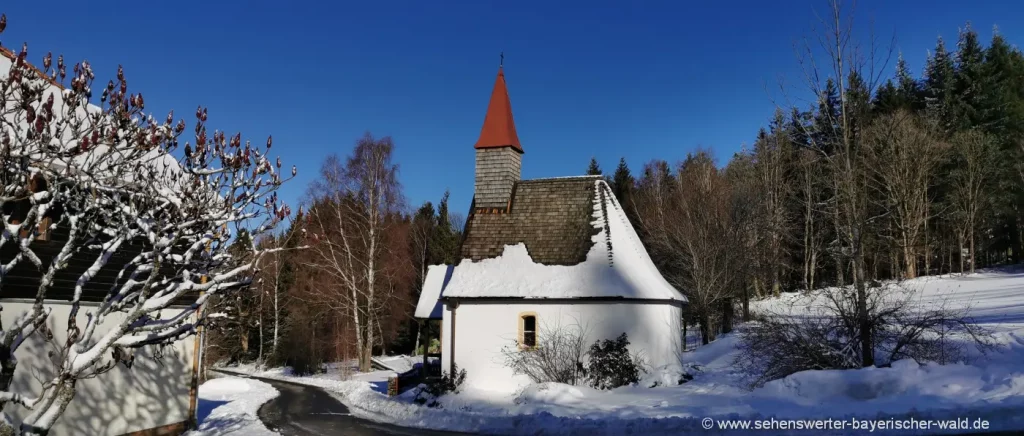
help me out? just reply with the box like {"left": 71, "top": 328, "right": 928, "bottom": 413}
{"left": 519, "top": 313, "right": 537, "bottom": 349}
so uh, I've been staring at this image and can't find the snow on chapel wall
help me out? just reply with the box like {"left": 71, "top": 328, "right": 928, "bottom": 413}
{"left": 3, "top": 300, "right": 195, "bottom": 435}
{"left": 443, "top": 301, "right": 683, "bottom": 393}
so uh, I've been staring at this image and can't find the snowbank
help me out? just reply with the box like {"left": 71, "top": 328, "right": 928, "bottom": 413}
{"left": 186, "top": 377, "right": 279, "bottom": 436}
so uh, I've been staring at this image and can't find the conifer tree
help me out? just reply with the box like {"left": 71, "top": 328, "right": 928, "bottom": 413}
{"left": 612, "top": 157, "right": 635, "bottom": 206}
{"left": 587, "top": 157, "right": 603, "bottom": 175}
{"left": 896, "top": 54, "right": 924, "bottom": 111}
{"left": 924, "top": 37, "right": 957, "bottom": 131}
{"left": 953, "top": 22, "right": 987, "bottom": 130}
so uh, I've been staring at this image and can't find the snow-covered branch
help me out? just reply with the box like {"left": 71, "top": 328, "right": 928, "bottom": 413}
{"left": 0, "top": 16, "right": 302, "bottom": 434}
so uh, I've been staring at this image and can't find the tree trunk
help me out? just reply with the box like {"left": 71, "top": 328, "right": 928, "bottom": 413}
{"left": 742, "top": 283, "right": 751, "bottom": 321}
{"left": 958, "top": 235, "right": 965, "bottom": 274}
{"left": 272, "top": 277, "right": 280, "bottom": 358}
{"left": 903, "top": 241, "right": 916, "bottom": 279}
{"left": 969, "top": 217, "right": 976, "bottom": 274}
{"left": 699, "top": 314, "right": 711, "bottom": 345}
{"left": 809, "top": 250, "right": 817, "bottom": 291}
{"left": 721, "top": 298, "right": 734, "bottom": 334}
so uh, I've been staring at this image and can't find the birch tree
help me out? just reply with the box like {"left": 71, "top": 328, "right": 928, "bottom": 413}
{"left": 303, "top": 134, "right": 404, "bottom": 371}
{"left": 0, "top": 17, "right": 298, "bottom": 434}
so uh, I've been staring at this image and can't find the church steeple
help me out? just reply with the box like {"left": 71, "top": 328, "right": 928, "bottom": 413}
{"left": 473, "top": 59, "right": 523, "bottom": 213}
{"left": 474, "top": 64, "right": 523, "bottom": 153}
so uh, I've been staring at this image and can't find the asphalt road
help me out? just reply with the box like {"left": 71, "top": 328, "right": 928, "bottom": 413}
{"left": 254, "top": 377, "right": 465, "bottom": 436}
{"left": 232, "top": 372, "right": 1017, "bottom": 436}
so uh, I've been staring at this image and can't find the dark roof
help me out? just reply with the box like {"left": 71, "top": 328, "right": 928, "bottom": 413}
{"left": 460, "top": 176, "right": 601, "bottom": 265}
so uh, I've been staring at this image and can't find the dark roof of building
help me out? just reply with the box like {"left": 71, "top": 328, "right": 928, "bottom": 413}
{"left": 460, "top": 175, "right": 602, "bottom": 265}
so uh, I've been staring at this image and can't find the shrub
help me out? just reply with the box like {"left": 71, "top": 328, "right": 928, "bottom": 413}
{"left": 587, "top": 333, "right": 643, "bottom": 389}
{"left": 500, "top": 321, "right": 589, "bottom": 385}
{"left": 414, "top": 364, "right": 467, "bottom": 408}
{"left": 736, "top": 283, "right": 995, "bottom": 388}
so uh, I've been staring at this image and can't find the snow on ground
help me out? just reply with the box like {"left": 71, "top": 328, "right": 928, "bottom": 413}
{"left": 186, "top": 377, "right": 280, "bottom": 436}
{"left": 215, "top": 268, "right": 1024, "bottom": 435}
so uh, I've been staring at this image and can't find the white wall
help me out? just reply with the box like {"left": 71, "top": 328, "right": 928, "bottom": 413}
{"left": 2, "top": 300, "right": 196, "bottom": 435}
{"left": 442, "top": 301, "right": 683, "bottom": 393}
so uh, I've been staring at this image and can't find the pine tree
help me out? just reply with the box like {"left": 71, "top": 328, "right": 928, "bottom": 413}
{"left": 430, "top": 190, "right": 461, "bottom": 265}
{"left": 611, "top": 157, "right": 635, "bottom": 206}
{"left": 924, "top": 36, "right": 957, "bottom": 131}
{"left": 812, "top": 78, "right": 841, "bottom": 153}
{"left": 587, "top": 157, "right": 603, "bottom": 175}
{"left": 953, "top": 22, "right": 987, "bottom": 130}
{"left": 980, "top": 28, "right": 1024, "bottom": 263}
{"left": 896, "top": 53, "right": 924, "bottom": 111}
{"left": 873, "top": 79, "right": 900, "bottom": 114}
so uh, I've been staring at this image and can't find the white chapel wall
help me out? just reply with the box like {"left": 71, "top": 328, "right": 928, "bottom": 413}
{"left": 443, "top": 301, "right": 683, "bottom": 393}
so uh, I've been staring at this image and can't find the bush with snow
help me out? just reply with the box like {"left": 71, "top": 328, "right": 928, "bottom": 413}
{"left": 586, "top": 333, "right": 644, "bottom": 390}
{"left": 737, "top": 282, "right": 995, "bottom": 387}
{"left": 414, "top": 364, "right": 467, "bottom": 408}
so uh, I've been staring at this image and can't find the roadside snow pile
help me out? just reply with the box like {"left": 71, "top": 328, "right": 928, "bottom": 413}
{"left": 213, "top": 269, "right": 1024, "bottom": 435}
{"left": 187, "top": 377, "right": 279, "bottom": 436}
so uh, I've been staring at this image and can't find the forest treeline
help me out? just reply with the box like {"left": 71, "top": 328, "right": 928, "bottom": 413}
{"left": 204, "top": 18, "right": 1024, "bottom": 372}
{"left": 594, "top": 21, "right": 1024, "bottom": 348}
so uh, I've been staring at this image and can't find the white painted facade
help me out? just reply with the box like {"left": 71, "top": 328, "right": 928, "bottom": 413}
{"left": 2, "top": 300, "right": 196, "bottom": 435}
{"left": 441, "top": 300, "right": 683, "bottom": 393}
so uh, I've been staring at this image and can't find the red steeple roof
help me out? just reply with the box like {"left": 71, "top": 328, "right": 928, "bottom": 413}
{"left": 474, "top": 67, "right": 523, "bottom": 153}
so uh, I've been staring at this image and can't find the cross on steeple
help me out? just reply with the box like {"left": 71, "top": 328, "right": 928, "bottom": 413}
{"left": 500, "top": 51, "right": 504, "bottom": 68}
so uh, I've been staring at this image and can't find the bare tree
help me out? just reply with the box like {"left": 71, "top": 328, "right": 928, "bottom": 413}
{"left": 500, "top": 319, "right": 590, "bottom": 386}
{"left": 738, "top": 283, "right": 993, "bottom": 388}
{"left": 795, "top": 147, "right": 826, "bottom": 291}
{"left": 863, "top": 110, "right": 946, "bottom": 279}
{"left": 752, "top": 112, "right": 793, "bottom": 296}
{"left": 948, "top": 130, "right": 997, "bottom": 274}
{"left": 0, "top": 20, "right": 298, "bottom": 434}
{"left": 302, "top": 133, "right": 405, "bottom": 371}
{"left": 634, "top": 152, "right": 740, "bottom": 344}
{"left": 780, "top": 0, "right": 893, "bottom": 367}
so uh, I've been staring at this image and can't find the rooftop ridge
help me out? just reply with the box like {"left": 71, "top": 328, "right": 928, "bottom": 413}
{"left": 518, "top": 175, "right": 603, "bottom": 183}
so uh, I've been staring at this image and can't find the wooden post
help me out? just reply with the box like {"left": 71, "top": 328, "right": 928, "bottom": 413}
{"left": 448, "top": 301, "right": 457, "bottom": 375}
{"left": 420, "top": 320, "right": 428, "bottom": 378}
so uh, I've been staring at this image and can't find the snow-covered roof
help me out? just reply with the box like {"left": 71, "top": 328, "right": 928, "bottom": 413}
{"left": 415, "top": 264, "right": 454, "bottom": 319}
{"left": 443, "top": 179, "right": 686, "bottom": 302}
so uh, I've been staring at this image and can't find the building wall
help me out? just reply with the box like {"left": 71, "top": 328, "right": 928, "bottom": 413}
{"left": 473, "top": 147, "right": 521, "bottom": 210}
{"left": 442, "top": 300, "right": 683, "bottom": 393}
{"left": 2, "top": 300, "right": 196, "bottom": 435}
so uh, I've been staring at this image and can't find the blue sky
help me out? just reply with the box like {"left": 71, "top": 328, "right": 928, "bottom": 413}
{"left": 2, "top": 1, "right": 1021, "bottom": 213}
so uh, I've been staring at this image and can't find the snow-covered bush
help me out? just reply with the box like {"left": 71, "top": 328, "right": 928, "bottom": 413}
{"left": 415, "top": 364, "right": 466, "bottom": 407}
{"left": 586, "top": 333, "right": 643, "bottom": 389}
{"left": 0, "top": 15, "right": 300, "bottom": 435}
